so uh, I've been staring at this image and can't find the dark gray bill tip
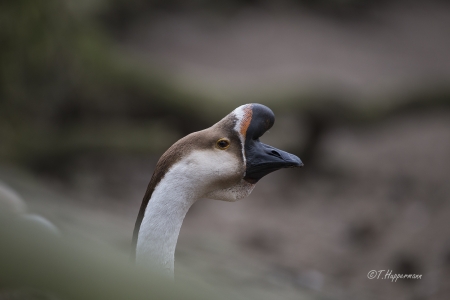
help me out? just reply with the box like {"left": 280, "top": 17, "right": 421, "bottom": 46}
{"left": 285, "top": 152, "right": 303, "bottom": 168}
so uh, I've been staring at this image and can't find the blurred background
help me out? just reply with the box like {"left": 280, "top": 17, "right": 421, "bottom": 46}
{"left": 1, "top": 0, "right": 450, "bottom": 299}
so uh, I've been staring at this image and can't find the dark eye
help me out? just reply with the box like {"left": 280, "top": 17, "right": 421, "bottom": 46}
{"left": 216, "top": 138, "right": 230, "bottom": 150}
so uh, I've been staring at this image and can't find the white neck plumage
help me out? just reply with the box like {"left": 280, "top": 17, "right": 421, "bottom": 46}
{"left": 135, "top": 145, "right": 254, "bottom": 278}
{"left": 136, "top": 162, "right": 200, "bottom": 278}
{"left": 134, "top": 103, "right": 303, "bottom": 279}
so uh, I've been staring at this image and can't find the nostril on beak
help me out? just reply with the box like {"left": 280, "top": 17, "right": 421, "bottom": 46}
{"left": 270, "top": 150, "right": 282, "bottom": 159}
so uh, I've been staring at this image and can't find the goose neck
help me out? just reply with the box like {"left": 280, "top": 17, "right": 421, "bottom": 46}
{"left": 136, "top": 166, "right": 200, "bottom": 277}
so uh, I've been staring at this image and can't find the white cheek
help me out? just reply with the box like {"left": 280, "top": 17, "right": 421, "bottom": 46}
{"left": 217, "top": 151, "right": 240, "bottom": 173}
{"left": 184, "top": 150, "right": 243, "bottom": 194}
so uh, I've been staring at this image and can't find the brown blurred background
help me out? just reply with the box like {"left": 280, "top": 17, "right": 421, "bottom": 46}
{"left": 1, "top": 0, "right": 450, "bottom": 299}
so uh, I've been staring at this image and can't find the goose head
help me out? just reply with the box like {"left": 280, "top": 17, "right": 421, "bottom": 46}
{"left": 205, "top": 103, "right": 303, "bottom": 201}
{"left": 148, "top": 103, "right": 303, "bottom": 203}
{"left": 134, "top": 104, "right": 302, "bottom": 272}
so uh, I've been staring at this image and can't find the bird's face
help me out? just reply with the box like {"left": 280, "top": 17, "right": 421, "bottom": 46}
{"left": 201, "top": 103, "right": 303, "bottom": 202}
{"left": 133, "top": 103, "right": 303, "bottom": 248}
{"left": 148, "top": 104, "right": 302, "bottom": 202}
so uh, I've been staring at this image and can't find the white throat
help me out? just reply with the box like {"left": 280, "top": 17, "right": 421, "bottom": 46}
{"left": 136, "top": 149, "right": 254, "bottom": 278}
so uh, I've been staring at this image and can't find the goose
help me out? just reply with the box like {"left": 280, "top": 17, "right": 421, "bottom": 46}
{"left": 133, "top": 103, "right": 303, "bottom": 278}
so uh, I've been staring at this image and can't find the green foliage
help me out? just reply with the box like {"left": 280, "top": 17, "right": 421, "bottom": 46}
{"left": 0, "top": 0, "right": 210, "bottom": 168}
{"left": 0, "top": 213, "right": 224, "bottom": 300}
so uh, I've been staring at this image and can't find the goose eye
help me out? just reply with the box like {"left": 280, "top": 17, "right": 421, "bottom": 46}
{"left": 216, "top": 138, "right": 230, "bottom": 150}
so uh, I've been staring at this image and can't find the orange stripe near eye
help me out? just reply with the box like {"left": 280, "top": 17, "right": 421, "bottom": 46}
{"left": 240, "top": 105, "right": 253, "bottom": 138}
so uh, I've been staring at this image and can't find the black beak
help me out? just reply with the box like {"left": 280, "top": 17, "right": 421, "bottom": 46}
{"left": 239, "top": 104, "right": 303, "bottom": 184}
{"left": 243, "top": 141, "right": 303, "bottom": 184}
